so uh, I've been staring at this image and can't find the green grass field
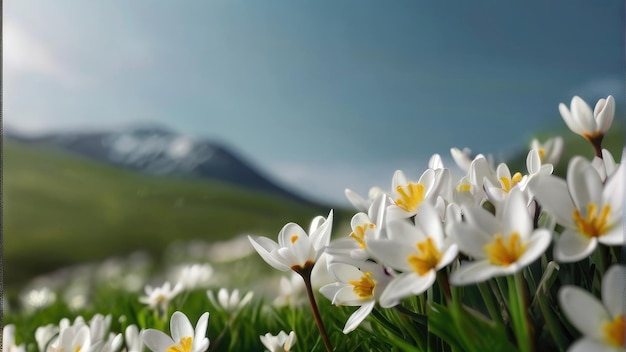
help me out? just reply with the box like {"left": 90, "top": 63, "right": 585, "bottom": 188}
{"left": 3, "top": 140, "right": 346, "bottom": 289}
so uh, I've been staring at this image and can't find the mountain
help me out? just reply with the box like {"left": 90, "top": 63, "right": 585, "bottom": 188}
{"left": 4, "top": 124, "right": 310, "bottom": 203}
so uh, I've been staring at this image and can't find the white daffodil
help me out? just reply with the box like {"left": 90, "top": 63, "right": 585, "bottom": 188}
{"left": 320, "top": 261, "right": 392, "bottom": 333}
{"left": 530, "top": 136, "right": 564, "bottom": 167}
{"left": 173, "top": 263, "right": 214, "bottom": 291}
{"left": 448, "top": 188, "right": 551, "bottom": 285}
{"left": 124, "top": 325, "right": 144, "bottom": 352}
{"left": 368, "top": 202, "right": 458, "bottom": 307}
{"left": 260, "top": 331, "right": 296, "bottom": 352}
{"left": 559, "top": 265, "right": 625, "bottom": 351}
{"left": 387, "top": 168, "right": 449, "bottom": 220}
{"left": 139, "top": 281, "right": 183, "bottom": 312}
{"left": 207, "top": 288, "right": 253, "bottom": 313}
{"left": 142, "top": 311, "right": 210, "bottom": 352}
{"left": 559, "top": 95, "right": 615, "bottom": 142}
{"left": 3, "top": 325, "right": 26, "bottom": 352}
{"left": 248, "top": 210, "right": 333, "bottom": 272}
{"left": 530, "top": 157, "right": 624, "bottom": 262}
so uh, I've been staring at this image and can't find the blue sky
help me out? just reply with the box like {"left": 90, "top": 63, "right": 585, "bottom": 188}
{"left": 4, "top": 1, "right": 624, "bottom": 205}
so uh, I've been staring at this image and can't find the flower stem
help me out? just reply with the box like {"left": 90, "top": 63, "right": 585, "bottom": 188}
{"left": 507, "top": 273, "right": 533, "bottom": 352}
{"left": 295, "top": 266, "right": 333, "bottom": 352}
{"left": 478, "top": 282, "right": 503, "bottom": 326}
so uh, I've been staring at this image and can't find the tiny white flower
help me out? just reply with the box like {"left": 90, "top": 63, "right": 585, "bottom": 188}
{"left": 559, "top": 95, "right": 615, "bottom": 141}
{"left": 207, "top": 288, "right": 253, "bottom": 313}
{"left": 260, "top": 331, "right": 296, "bottom": 352}
{"left": 248, "top": 210, "right": 333, "bottom": 272}
{"left": 530, "top": 136, "right": 564, "bottom": 167}
{"left": 559, "top": 265, "right": 625, "bottom": 351}
{"left": 345, "top": 186, "right": 387, "bottom": 212}
{"left": 173, "top": 263, "right": 214, "bottom": 291}
{"left": 273, "top": 273, "right": 306, "bottom": 307}
{"left": 142, "top": 311, "right": 210, "bottom": 352}
{"left": 448, "top": 188, "right": 551, "bottom": 285}
{"left": 139, "top": 281, "right": 184, "bottom": 312}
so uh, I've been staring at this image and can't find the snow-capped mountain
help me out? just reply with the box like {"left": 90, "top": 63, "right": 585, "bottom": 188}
{"left": 5, "top": 125, "right": 309, "bottom": 203}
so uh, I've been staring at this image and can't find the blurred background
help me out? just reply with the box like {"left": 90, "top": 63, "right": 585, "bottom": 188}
{"left": 3, "top": 1, "right": 624, "bottom": 301}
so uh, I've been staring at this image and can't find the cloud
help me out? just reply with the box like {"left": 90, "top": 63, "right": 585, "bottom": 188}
{"left": 3, "top": 19, "right": 87, "bottom": 87}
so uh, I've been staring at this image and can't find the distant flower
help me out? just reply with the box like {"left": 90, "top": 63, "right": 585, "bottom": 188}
{"left": 320, "top": 261, "right": 392, "bottom": 333}
{"left": 273, "top": 273, "right": 306, "bottom": 307}
{"left": 368, "top": 202, "right": 458, "bottom": 306}
{"left": 35, "top": 324, "right": 59, "bottom": 352}
{"left": 387, "top": 169, "right": 448, "bottom": 220}
{"left": 207, "top": 288, "right": 253, "bottom": 314}
{"left": 174, "top": 263, "right": 214, "bottom": 291}
{"left": 530, "top": 136, "right": 563, "bottom": 166}
{"left": 3, "top": 325, "right": 26, "bottom": 352}
{"left": 46, "top": 323, "right": 103, "bottom": 352}
{"left": 139, "top": 281, "right": 184, "bottom": 312}
{"left": 559, "top": 95, "right": 615, "bottom": 142}
{"left": 142, "top": 311, "right": 210, "bottom": 352}
{"left": 448, "top": 188, "right": 551, "bottom": 285}
{"left": 559, "top": 265, "right": 626, "bottom": 351}
{"left": 345, "top": 186, "right": 387, "bottom": 212}
{"left": 248, "top": 210, "right": 333, "bottom": 272}
{"left": 260, "top": 331, "right": 296, "bottom": 352}
{"left": 530, "top": 157, "right": 624, "bottom": 262}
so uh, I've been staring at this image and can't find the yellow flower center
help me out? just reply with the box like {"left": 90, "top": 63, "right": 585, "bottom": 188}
{"left": 291, "top": 235, "right": 299, "bottom": 244}
{"left": 349, "top": 223, "right": 375, "bottom": 248}
{"left": 538, "top": 148, "right": 546, "bottom": 161}
{"left": 603, "top": 315, "right": 625, "bottom": 347}
{"left": 395, "top": 182, "right": 425, "bottom": 213}
{"left": 349, "top": 272, "right": 376, "bottom": 299}
{"left": 573, "top": 203, "right": 611, "bottom": 238}
{"left": 456, "top": 183, "right": 472, "bottom": 193}
{"left": 408, "top": 238, "right": 442, "bottom": 275}
{"left": 484, "top": 233, "right": 527, "bottom": 266}
{"left": 74, "top": 346, "right": 81, "bottom": 352}
{"left": 167, "top": 337, "right": 192, "bottom": 352}
{"left": 500, "top": 172, "right": 523, "bottom": 193}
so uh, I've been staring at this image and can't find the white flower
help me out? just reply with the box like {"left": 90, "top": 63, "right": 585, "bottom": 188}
{"left": 139, "top": 282, "right": 183, "bottom": 311}
{"left": 368, "top": 202, "right": 458, "bottom": 307}
{"left": 448, "top": 188, "right": 551, "bottom": 285}
{"left": 530, "top": 157, "right": 624, "bottom": 262}
{"left": 248, "top": 210, "right": 333, "bottom": 272}
{"left": 173, "top": 263, "right": 214, "bottom": 291}
{"left": 142, "top": 311, "right": 210, "bottom": 352}
{"left": 559, "top": 265, "right": 625, "bottom": 351}
{"left": 3, "top": 325, "right": 26, "bottom": 352}
{"left": 46, "top": 323, "right": 103, "bottom": 352}
{"left": 89, "top": 314, "right": 113, "bottom": 342}
{"left": 207, "top": 288, "right": 253, "bottom": 313}
{"left": 260, "top": 331, "right": 296, "bottom": 352}
{"left": 345, "top": 186, "right": 386, "bottom": 212}
{"left": 530, "top": 136, "right": 564, "bottom": 166}
{"left": 273, "top": 273, "right": 306, "bottom": 307}
{"left": 559, "top": 95, "right": 615, "bottom": 141}
{"left": 35, "top": 324, "right": 59, "bottom": 352}
{"left": 387, "top": 168, "right": 449, "bottom": 219}
{"left": 320, "top": 261, "right": 392, "bottom": 333}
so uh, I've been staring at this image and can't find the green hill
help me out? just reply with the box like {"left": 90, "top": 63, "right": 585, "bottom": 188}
{"left": 3, "top": 140, "right": 341, "bottom": 288}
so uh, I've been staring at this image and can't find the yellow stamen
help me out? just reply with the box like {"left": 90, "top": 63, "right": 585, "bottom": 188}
{"left": 349, "top": 223, "right": 375, "bottom": 248}
{"left": 408, "top": 238, "right": 442, "bottom": 276}
{"left": 573, "top": 203, "right": 611, "bottom": 238}
{"left": 484, "top": 233, "right": 527, "bottom": 266}
{"left": 74, "top": 346, "right": 81, "bottom": 352}
{"left": 603, "top": 315, "right": 625, "bottom": 347}
{"left": 500, "top": 172, "right": 523, "bottom": 193}
{"left": 456, "top": 183, "right": 471, "bottom": 193}
{"left": 395, "top": 182, "right": 425, "bottom": 213}
{"left": 167, "top": 337, "right": 193, "bottom": 352}
{"left": 291, "top": 235, "right": 299, "bottom": 244}
{"left": 348, "top": 272, "right": 376, "bottom": 299}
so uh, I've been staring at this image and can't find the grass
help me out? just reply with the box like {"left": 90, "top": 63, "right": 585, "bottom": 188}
{"left": 3, "top": 140, "right": 349, "bottom": 290}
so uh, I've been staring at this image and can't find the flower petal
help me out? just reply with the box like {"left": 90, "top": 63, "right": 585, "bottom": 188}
{"left": 248, "top": 236, "right": 289, "bottom": 271}
{"left": 343, "top": 301, "right": 376, "bottom": 334}
{"left": 595, "top": 95, "right": 615, "bottom": 134}
{"left": 554, "top": 229, "right": 597, "bottom": 263}
{"left": 379, "top": 272, "right": 435, "bottom": 308}
{"left": 516, "top": 229, "right": 551, "bottom": 268}
{"left": 170, "top": 311, "right": 194, "bottom": 343}
{"left": 559, "top": 286, "right": 609, "bottom": 340}
{"left": 602, "top": 265, "right": 626, "bottom": 317}
{"left": 530, "top": 175, "right": 575, "bottom": 228}
{"left": 503, "top": 188, "right": 532, "bottom": 239}
{"left": 449, "top": 261, "right": 504, "bottom": 286}
{"left": 568, "top": 338, "right": 615, "bottom": 352}
{"left": 193, "top": 313, "right": 210, "bottom": 352}
{"left": 367, "top": 239, "right": 414, "bottom": 272}
{"left": 142, "top": 330, "right": 174, "bottom": 352}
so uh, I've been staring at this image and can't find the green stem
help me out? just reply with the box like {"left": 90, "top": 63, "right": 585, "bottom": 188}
{"left": 478, "top": 282, "right": 503, "bottom": 326}
{"left": 295, "top": 266, "right": 333, "bottom": 352}
{"left": 394, "top": 305, "right": 427, "bottom": 326}
{"left": 508, "top": 273, "right": 533, "bottom": 352}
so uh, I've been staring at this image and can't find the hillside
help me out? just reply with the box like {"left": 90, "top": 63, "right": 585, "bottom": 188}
{"left": 3, "top": 140, "right": 341, "bottom": 288}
